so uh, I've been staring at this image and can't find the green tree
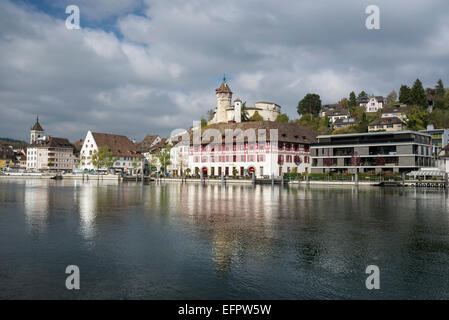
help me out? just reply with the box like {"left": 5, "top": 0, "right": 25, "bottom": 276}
{"left": 241, "top": 102, "right": 250, "bottom": 122}
{"left": 357, "top": 91, "right": 368, "bottom": 99}
{"left": 200, "top": 118, "right": 208, "bottom": 128}
{"left": 349, "top": 91, "right": 357, "bottom": 108}
{"left": 410, "top": 79, "right": 427, "bottom": 107}
{"left": 406, "top": 106, "right": 430, "bottom": 130}
{"left": 429, "top": 109, "right": 449, "bottom": 128}
{"left": 91, "top": 146, "right": 115, "bottom": 171}
{"left": 436, "top": 79, "right": 445, "bottom": 98}
{"left": 399, "top": 85, "right": 411, "bottom": 104}
{"left": 295, "top": 113, "right": 331, "bottom": 135}
{"left": 248, "top": 111, "right": 264, "bottom": 121}
{"left": 297, "top": 93, "right": 322, "bottom": 116}
{"left": 275, "top": 113, "right": 289, "bottom": 123}
{"left": 156, "top": 144, "right": 172, "bottom": 174}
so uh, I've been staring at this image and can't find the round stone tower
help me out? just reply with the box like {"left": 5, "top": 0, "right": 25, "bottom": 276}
{"left": 215, "top": 76, "right": 232, "bottom": 123}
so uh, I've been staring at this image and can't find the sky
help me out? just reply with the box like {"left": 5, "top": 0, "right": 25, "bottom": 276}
{"left": 1, "top": 0, "right": 448, "bottom": 142}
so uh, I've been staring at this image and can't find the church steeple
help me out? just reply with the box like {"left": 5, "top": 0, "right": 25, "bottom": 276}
{"left": 30, "top": 116, "right": 44, "bottom": 144}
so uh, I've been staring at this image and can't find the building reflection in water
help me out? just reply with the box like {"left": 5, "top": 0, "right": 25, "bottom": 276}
{"left": 78, "top": 182, "right": 98, "bottom": 240}
{"left": 24, "top": 179, "right": 50, "bottom": 234}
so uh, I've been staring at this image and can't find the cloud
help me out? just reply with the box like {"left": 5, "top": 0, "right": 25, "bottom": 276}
{"left": 1, "top": 0, "right": 449, "bottom": 141}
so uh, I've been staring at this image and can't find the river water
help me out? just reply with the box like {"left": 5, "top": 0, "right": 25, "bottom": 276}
{"left": 1, "top": 179, "right": 449, "bottom": 299}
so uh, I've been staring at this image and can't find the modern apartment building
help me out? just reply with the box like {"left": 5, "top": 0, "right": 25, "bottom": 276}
{"left": 419, "top": 125, "right": 449, "bottom": 156}
{"left": 311, "top": 131, "right": 433, "bottom": 174}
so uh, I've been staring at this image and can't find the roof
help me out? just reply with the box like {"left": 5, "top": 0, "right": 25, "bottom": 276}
{"left": 334, "top": 118, "right": 360, "bottom": 126}
{"left": 369, "top": 117, "right": 403, "bottom": 126}
{"left": 91, "top": 132, "right": 143, "bottom": 158}
{"left": 31, "top": 118, "right": 44, "bottom": 131}
{"left": 216, "top": 80, "right": 232, "bottom": 94}
{"left": 234, "top": 98, "right": 242, "bottom": 103}
{"left": 30, "top": 137, "right": 73, "bottom": 149}
{"left": 326, "top": 109, "right": 350, "bottom": 117}
{"left": 137, "top": 135, "right": 160, "bottom": 152}
{"left": 316, "top": 130, "right": 430, "bottom": 139}
{"left": 147, "top": 138, "right": 168, "bottom": 154}
{"left": 194, "top": 121, "right": 317, "bottom": 144}
{"left": 381, "top": 104, "right": 410, "bottom": 114}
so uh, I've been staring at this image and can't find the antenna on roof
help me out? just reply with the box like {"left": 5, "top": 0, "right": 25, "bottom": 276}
{"left": 223, "top": 74, "right": 226, "bottom": 82}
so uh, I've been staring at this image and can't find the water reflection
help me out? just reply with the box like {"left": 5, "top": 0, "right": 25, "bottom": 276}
{"left": 2, "top": 178, "right": 449, "bottom": 299}
{"left": 23, "top": 180, "right": 50, "bottom": 234}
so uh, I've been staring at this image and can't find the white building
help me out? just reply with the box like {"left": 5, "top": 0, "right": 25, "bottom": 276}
{"left": 188, "top": 121, "right": 317, "bottom": 178}
{"left": 26, "top": 118, "right": 75, "bottom": 172}
{"left": 79, "top": 131, "right": 143, "bottom": 172}
{"left": 365, "top": 96, "right": 386, "bottom": 113}
{"left": 208, "top": 77, "right": 281, "bottom": 125}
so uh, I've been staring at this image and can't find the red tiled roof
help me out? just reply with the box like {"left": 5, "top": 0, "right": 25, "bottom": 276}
{"left": 195, "top": 121, "right": 317, "bottom": 145}
{"left": 216, "top": 80, "right": 232, "bottom": 94}
{"left": 92, "top": 132, "right": 143, "bottom": 158}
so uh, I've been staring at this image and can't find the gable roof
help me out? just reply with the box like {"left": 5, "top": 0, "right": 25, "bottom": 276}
{"left": 137, "top": 135, "right": 160, "bottom": 152}
{"left": 369, "top": 117, "right": 403, "bottom": 126}
{"left": 334, "top": 118, "right": 360, "bottom": 126}
{"left": 381, "top": 104, "right": 410, "bottom": 114}
{"left": 91, "top": 132, "right": 143, "bottom": 158}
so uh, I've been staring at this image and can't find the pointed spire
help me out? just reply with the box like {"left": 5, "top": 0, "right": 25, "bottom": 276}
{"left": 31, "top": 116, "right": 44, "bottom": 131}
{"left": 216, "top": 74, "right": 232, "bottom": 94}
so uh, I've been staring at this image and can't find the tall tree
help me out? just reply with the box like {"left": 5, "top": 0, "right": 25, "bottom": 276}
{"left": 357, "top": 91, "right": 368, "bottom": 99}
{"left": 156, "top": 144, "right": 172, "bottom": 174}
{"left": 436, "top": 79, "right": 445, "bottom": 98}
{"left": 91, "top": 146, "right": 115, "bottom": 171}
{"left": 386, "top": 90, "right": 398, "bottom": 104}
{"left": 399, "top": 85, "right": 411, "bottom": 104}
{"left": 297, "top": 93, "right": 322, "bottom": 116}
{"left": 410, "top": 78, "right": 427, "bottom": 107}
{"left": 349, "top": 91, "right": 357, "bottom": 108}
{"left": 248, "top": 111, "right": 263, "bottom": 121}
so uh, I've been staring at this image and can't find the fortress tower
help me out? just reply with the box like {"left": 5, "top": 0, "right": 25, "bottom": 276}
{"left": 215, "top": 76, "right": 232, "bottom": 123}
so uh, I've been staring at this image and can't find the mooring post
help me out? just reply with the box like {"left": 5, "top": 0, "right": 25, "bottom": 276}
{"left": 271, "top": 174, "right": 274, "bottom": 187}
{"left": 252, "top": 172, "right": 256, "bottom": 185}
{"left": 355, "top": 172, "right": 358, "bottom": 186}
{"left": 306, "top": 172, "right": 309, "bottom": 185}
{"left": 402, "top": 172, "right": 405, "bottom": 187}
{"left": 444, "top": 172, "right": 449, "bottom": 190}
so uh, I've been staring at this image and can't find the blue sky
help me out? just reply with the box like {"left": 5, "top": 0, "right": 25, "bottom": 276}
{"left": 1, "top": 0, "right": 449, "bottom": 142}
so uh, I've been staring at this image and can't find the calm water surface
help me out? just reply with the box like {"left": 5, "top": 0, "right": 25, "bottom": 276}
{"left": 1, "top": 179, "right": 449, "bottom": 299}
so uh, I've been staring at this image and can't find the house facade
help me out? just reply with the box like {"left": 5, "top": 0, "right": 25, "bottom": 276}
{"left": 26, "top": 137, "right": 75, "bottom": 171}
{"left": 79, "top": 131, "right": 143, "bottom": 172}
{"left": 188, "top": 121, "right": 317, "bottom": 178}
{"left": 368, "top": 117, "right": 404, "bottom": 132}
{"left": 365, "top": 96, "right": 386, "bottom": 112}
